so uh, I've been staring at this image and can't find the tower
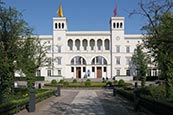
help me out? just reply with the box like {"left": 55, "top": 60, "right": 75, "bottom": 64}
{"left": 52, "top": 17, "right": 68, "bottom": 76}
{"left": 110, "top": 17, "right": 125, "bottom": 78}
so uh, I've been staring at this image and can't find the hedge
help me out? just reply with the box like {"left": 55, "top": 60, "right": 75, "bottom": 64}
{"left": 0, "top": 89, "right": 56, "bottom": 115}
{"left": 14, "top": 76, "right": 45, "bottom": 81}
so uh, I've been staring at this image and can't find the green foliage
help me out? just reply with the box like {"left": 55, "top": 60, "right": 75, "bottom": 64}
{"left": 135, "top": 0, "right": 173, "bottom": 98}
{"left": 106, "top": 81, "right": 112, "bottom": 87}
{"left": 84, "top": 79, "right": 91, "bottom": 86}
{"left": 63, "top": 81, "right": 69, "bottom": 86}
{"left": 0, "top": 89, "right": 56, "bottom": 115}
{"left": 51, "top": 79, "right": 57, "bottom": 85}
{"left": 141, "top": 76, "right": 146, "bottom": 88}
{"left": 113, "top": 80, "right": 118, "bottom": 85}
{"left": 45, "top": 82, "right": 106, "bottom": 87}
{"left": 132, "top": 45, "right": 148, "bottom": 87}
{"left": 14, "top": 76, "right": 45, "bottom": 81}
{"left": 59, "top": 79, "right": 64, "bottom": 84}
{"left": 72, "top": 79, "right": 77, "bottom": 83}
{"left": 118, "top": 79, "right": 125, "bottom": 86}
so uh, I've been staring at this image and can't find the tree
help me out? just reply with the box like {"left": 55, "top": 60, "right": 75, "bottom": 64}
{"left": 0, "top": 1, "right": 32, "bottom": 101}
{"left": 17, "top": 37, "right": 46, "bottom": 90}
{"left": 131, "top": 0, "right": 173, "bottom": 97}
{"left": 132, "top": 45, "right": 148, "bottom": 87}
{"left": 0, "top": 1, "right": 46, "bottom": 101}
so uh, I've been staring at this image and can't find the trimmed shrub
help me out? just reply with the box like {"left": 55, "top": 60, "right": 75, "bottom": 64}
{"left": 118, "top": 79, "right": 125, "bottom": 86}
{"left": 113, "top": 80, "right": 118, "bottom": 85}
{"left": 63, "top": 81, "right": 69, "bottom": 86}
{"left": 51, "top": 79, "right": 57, "bottom": 84}
{"left": 85, "top": 79, "right": 91, "bottom": 86}
{"left": 72, "top": 79, "right": 77, "bottom": 83}
{"left": 106, "top": 81, "right": 112, "bottom": 87}
{"left": 59, "top": 79, "right": 64, "bottom": 84}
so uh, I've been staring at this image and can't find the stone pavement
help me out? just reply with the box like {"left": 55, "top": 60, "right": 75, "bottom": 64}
{"left": 15, "top": 89, "right": 146, "bottom": 115}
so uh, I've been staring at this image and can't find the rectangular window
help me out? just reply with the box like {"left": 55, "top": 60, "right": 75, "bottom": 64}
{"left": 71, "top": 67, "right": 74, "bottom": 72}
{"left": 92, "top": 67, "right": 95, "bottom": 72}
{"left": 126, "top": 57, "right": 131, "bottom": 65}
{"left": 104, "top": 67, "right": 107, "bottom": 72}
{"left": 126, "top": 70, "right": 130, "bottom": 76}
{"left": 58, "top": 70, "right": 61, "bottom": 75}
{"left": 83, "top": 67, "right": 86, "bottom": 72}
{"left": 126, "top": 46, "right": 130, "bottom": 53}
{"left": 58, "top": 46, "right": 61, "bottom": 53}
{"left": 116, "top": 70, "right": 120, "bottom": 75}
{"left": 47, "top": 70, "right": 51, "bottom": 76}
{"left": 36, "top": 70, "right": 41, "bottom": 76}
{"left": 57, "top": 57, "right": 61, "bottom": 65}
{"left": 116, "top": 46, "right": 120, "bottom": 53}
{"left": 46, "top": 58, "right": 51, "bottom": 66}
{"left": 116, "top": 57, "right": 120, "bottom": 65}
{"left": 152, "top": 69, "right": 157, "bottom": 76}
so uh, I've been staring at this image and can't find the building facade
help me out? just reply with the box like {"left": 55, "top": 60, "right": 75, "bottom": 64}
{"left": 36, "top": 15, "right": 146, "bottom": 81}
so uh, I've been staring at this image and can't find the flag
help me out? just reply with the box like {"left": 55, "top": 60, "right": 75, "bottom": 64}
{"left": 114, "top": 7, "right": 117, "bottom": 17}
{"left": 57, "top": 4, "right": 64, "bottom": 17}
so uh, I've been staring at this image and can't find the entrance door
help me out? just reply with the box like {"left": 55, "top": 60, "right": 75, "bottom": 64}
{"left": 97, "top": 67, "right": 102, "bottom": 78}
{"left": 76, "top": 67, "right": 81, "bottom": 78}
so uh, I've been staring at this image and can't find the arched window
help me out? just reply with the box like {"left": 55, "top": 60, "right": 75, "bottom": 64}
{"left": 68, "top": 39, "right": 73, "bottom": 50}
{"left": 71, "top": 56, "right": 86, "bottom": 65}
{"left": 62, "top": 23, "right": 64, "bottom": 29}
{"left": 104, "top": 39, "right": 109, "bottom": 50}
{"left": 82, "top": 39, "right": 88, "bottom": 50}
{"left": 120, "top": 22, "right": 123, "bottom": 28}
{"left": 97, "top": 39, "right": 102, "bottom": 50}
{"left": 58, "top": 23, "right": 61, "bottom": 29}
{"left": 117, "top": 22, "right": 119, "bottom": 28}
{"left": 55, "top": 23, "right": 57, "bottom": 29}
{"left": 90, "top": 39, "right": 95, "bottom": 50}
{"left": 113, "top": 22, "right": 116, "bottom": 28}
{"left": 91, "top": 56, "right": 107, "bottom": 65}
{"left": 75, "top": 39, "right": 80, "bottom": 50}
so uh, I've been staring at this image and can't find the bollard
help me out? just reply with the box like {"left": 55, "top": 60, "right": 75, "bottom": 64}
{"left": 135, "top": 82, "right": 138, "bottom": 88}
{"left": 134, "top": 90, "right": 140, "bottom": 111}
{"left": 28, "top": 89, "right": 35, "bottom": 112}
{"left": 113, "top": 87, "right": 116, "bottom": 96}
{"left": 57, "top": 84, "right": 61, "bottom": 96}
{"left": 38, "top": 83, "right": 41, "bottom": 89}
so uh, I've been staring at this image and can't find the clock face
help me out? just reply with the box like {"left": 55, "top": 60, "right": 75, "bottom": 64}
{"left": 116, "top": 36, "right": 120, "bottom": 41}
{"left": 58, "top": 37, "right": 61, "bottom": 41}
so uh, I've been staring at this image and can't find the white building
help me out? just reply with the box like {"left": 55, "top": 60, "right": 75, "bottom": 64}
{"left": 35, "top": 14, "right": 147, "bottom": 81}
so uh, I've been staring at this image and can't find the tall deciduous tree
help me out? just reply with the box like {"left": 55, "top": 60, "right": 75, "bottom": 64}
{"left": 131, "top": 0, "right": 173, "bottom": 97}
{"left": 0, "top": 1, "right": 46, "bottom": 101}
{"left": 0, "top": 2, "right": 32, "bottom": 101}
{"left": 132, "top": 45, "right": 148, "bottom": 87}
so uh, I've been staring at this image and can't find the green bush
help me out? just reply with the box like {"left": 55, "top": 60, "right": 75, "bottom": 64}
{"left": 51, "top": 79, "right": 57, "bottom": 84}
{"left": 102, "top": 80, "right": 106, "bottom": 83}
{"left": 106, "top": 81, "right": 112, "bottom": 87}
{"left": 113, "top": 80, "right": 118, "bottom": 85}
{"left": 59, "top": 79, "right": 64, "bottom": 84}
{"left": 72, "top": 79, "right": 77, "bottom": 83}
{"left": 85, "top": 79, "right": 91, "bottom": 86}
{"left": 14, "top": 76, "right": 45, "bottom": 81}
{"left": 0, "top": 89, "right": 56, "bottom": 115}
{"left": 118, "top": 79, "right": 125, "bottom": 86}
{"left": 63, "top": 81, "right": 69, "bottom": 86}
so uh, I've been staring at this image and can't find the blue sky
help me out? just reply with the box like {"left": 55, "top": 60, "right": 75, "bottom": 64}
{"left": 4, "top": 0, "right": 146, "bottom": 35}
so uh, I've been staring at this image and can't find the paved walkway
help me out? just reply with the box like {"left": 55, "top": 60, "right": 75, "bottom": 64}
{"left": 16, "top": 89, "right": 146, "bottom": 115}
